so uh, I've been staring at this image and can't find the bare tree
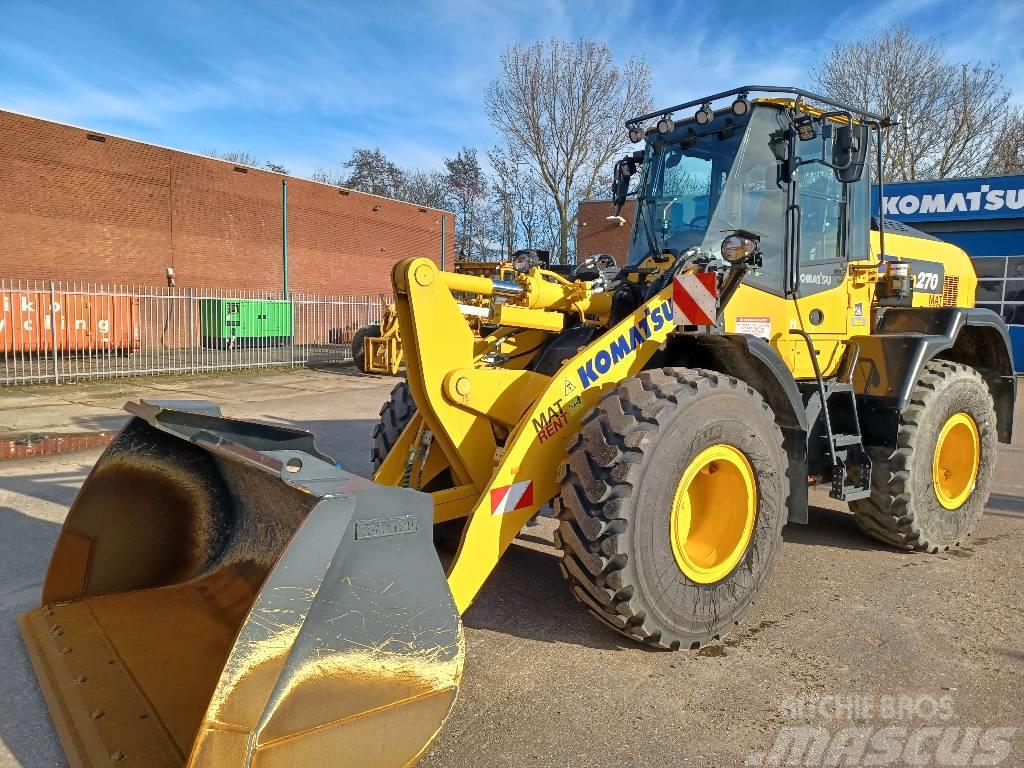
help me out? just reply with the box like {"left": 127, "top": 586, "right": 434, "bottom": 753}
{"left": 985, "top": 107, "right": 1024, "bottom": 175}
{"left": 485, "top": 39, "right": 652, "bottom": 263}
{"left": 811, "top": 26, "right": 1013, "bottom": 182}
{"left": 205, "top": 149, "right": 260, "bottom": 167}
{"left": 310, "top": 167, "right": 345, "bottom": 186}
{"left": 444, "top": 148, "right": 487, "bottom": 260}
{"left": 313, "top": 150, "right": 451, "bottom": 210}
{"left": 205, "top": 150, "right": 290, "bottom": 175}
{"left": 401, "top": 170, "right": 449, "bottom": 210}
{"left": 339, "top": 148, "right": 407, "bottom": 198}
{"left": 488, "top": 146, "right": 554, "bottom": 259}
{"left": 488, "top": 148, "right": 524, "bottom": 259}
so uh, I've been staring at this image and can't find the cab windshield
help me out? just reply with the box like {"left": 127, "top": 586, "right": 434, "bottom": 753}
{"left": 627, "top": 105, "right": 788, "bottom": 269}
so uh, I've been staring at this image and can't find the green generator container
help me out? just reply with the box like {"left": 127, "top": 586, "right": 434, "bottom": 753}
{"left": 199, "top": 298, "right": 294, "bottom": 348}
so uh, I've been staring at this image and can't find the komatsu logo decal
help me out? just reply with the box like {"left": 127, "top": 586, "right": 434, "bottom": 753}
{"left": 874, "top": 175, "right": 1024, "bottom": 222}
{"left": 577, "top": 300, "right": 673, "bottom": 389}
{"left": 882, "top": 184, "right": 1024, "bottom": 216}
{"left": 800, "top": 273, "right": 834, "bottom": 286}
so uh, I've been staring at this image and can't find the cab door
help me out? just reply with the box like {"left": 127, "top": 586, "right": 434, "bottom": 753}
{"left": 784, "top": 162, "right": 851, "bottom": 376}
{"left": 723, "top": 128, "right": 873, "bottom": 381}
{"left": 791, "top": 163, "right": 849, "bottom": 336}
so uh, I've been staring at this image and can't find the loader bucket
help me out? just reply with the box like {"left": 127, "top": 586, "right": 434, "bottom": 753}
{"left": 19, "top": 400, "right": 463, "bottom": 768}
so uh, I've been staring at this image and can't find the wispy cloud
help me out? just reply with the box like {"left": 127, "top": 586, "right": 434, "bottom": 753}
{"left": 1, "top": 0, "right": 1021, "bottom": 178}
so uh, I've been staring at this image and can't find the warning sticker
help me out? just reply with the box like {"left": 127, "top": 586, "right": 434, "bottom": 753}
{"left": 490, "top": 480, "right": 534, "bottom": 516}
{"left": 735, "top": 316, "right": 772, "bottom": 340}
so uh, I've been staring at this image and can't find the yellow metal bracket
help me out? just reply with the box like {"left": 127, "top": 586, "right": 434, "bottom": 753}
{"left": 492, "top": 304, "right": 565, "bottom": 332}
{"left": 444, "top": 367, "right": 549, "bottom": 426}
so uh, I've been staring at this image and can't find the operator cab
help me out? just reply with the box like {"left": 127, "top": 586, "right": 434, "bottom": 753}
{"left": 614, "top": 88, "right": 876, "bottom": 301}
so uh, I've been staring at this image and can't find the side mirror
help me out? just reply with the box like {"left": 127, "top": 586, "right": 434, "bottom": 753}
{"left": 610, "top": 154, "right": 640, "bottom": 216}
{"left": 833, "top": 124, "right": 868, "bottom": 183}
{"left": 611, "top": 160, "right": 629, "bottom": 214}
{"left": 770, "top": 128, "right": 796, "bottom": 185}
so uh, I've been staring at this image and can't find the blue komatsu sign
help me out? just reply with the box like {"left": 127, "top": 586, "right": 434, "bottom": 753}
{"left": 873, "top": 174, "right": 1024, "bottom": 223}
{"left": 577, "top": 299, "right": 674, "bottom": 388}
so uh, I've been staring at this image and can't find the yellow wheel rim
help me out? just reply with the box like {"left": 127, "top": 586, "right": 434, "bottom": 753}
{"left": 932, "top": 412, "right": 980, "bottom": 509}
{"left": 670, "top": 444, "right": 757, "bottom": 584}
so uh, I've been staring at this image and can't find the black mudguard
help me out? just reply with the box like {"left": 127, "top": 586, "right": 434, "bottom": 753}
{"left": 850, "top": 307, "right": 1015, "bottom": 444}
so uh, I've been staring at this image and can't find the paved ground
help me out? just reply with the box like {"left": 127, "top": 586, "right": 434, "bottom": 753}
{"left": 0, "top": 369, "right": 1021, "bottom": 767}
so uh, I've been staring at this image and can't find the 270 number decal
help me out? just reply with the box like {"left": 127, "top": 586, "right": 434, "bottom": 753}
{"left": 915, "top": 271, "right": 940, "bottom": 292}
{"left": 904, "top": 259, "right": 945, "bottom": 295}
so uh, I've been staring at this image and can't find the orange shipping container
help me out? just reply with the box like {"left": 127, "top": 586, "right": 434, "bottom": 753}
{"left": 0, "top": 290, "right": 140, "bottom": 354}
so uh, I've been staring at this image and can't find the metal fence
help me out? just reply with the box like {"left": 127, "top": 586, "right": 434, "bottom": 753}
{"left": 1, "top": 279, "right": 389, "bottom": 385}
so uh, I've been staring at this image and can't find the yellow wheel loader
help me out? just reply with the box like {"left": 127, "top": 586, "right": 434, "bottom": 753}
{"left": 21, "top": 86, "right": 1016, "bottom": 767}
{"left": 353, "top": 256, "right": 553, "bottom": 374}
{"left": 352, "top": 299, "right": 403, "bottom": 374}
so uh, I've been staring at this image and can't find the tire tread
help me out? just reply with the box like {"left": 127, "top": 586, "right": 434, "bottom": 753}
{"left": 553, "top": 367, "right": 788, "bottom": 650}
{"left": 850, "top": 359, "right": 994, "bottom": 552}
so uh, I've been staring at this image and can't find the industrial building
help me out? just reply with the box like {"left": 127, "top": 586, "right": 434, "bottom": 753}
{"left": 0, "top": 109, "right": 454, "bottom": 296}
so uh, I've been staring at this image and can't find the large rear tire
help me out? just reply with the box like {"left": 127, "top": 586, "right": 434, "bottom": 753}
{"left": 554, "top": 368, "right": 788, "bottom": 650}
{"left": 850, "top": 360, "right": 997, "bottom": 552}
{"left": 351, "top": 323, "right": 381, "bottom": 373}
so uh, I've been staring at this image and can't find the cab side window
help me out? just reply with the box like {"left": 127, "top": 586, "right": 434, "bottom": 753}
{"left": 797, "top": 137, "right": 846, "bottom": 265}
{"left": 727, "top": 109, "right": 788, "bottom": 295}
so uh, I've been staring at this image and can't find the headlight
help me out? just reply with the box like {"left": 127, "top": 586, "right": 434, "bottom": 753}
{"left": 731, "top": 95, "right": 750, "bottom": 116}
{"left": 721, "top": 234, "right": 758, "bottom": 263}
{"left": 511, "top": 252, "right": 539, "bottom": 272}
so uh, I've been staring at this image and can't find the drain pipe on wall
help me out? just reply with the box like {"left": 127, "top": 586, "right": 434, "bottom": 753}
{"left": 282, "top": 179, "right": 290, "bottom": 297}
{"left": 441, "top": 214, "right": 446, "bottom": 271}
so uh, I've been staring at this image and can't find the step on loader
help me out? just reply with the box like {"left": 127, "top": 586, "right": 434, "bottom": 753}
{"left": 21, "top": 86, "right": 1016, "bottom": 766}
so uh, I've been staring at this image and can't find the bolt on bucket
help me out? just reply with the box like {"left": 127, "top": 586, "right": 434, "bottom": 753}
{"left": 19, "top": 401, "right": 463, "bottom": 768}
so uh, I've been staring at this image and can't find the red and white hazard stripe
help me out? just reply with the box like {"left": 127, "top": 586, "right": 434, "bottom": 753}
{"left": 490, "top": 480, "right": 534, "bottom": 516}
{"left": 672, "top": 272, "right": 718, "bottom": 327}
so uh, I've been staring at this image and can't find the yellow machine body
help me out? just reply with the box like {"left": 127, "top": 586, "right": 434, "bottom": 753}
{"left": 374, "top": 221, "right": 981, "bottom": 606}
{"left": 723, "top": 230, "right": 977, "bottom": 379}
{"left": 360, "top": 262, "right": 524, "bottom": 375}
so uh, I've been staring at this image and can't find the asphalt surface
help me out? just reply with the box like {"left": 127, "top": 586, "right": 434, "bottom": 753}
{"left": 0, "top": 369, "right": 1021, "bottom": 767}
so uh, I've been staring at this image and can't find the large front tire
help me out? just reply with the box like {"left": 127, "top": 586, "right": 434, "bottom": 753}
{"left": 851, "top": 360, "right": 997, "bottom": 552}
{"left": 554, "top": 368, "right": 788, "bottom": 650}
{"left": 371, "top": 380, "right": 415, "bottom": 473}
{"left": 370, "top": 382, "right": 464, "bottom": 550}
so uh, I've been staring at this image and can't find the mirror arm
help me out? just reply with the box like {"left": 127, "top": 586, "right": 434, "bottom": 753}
{"left": 782, "top": 127, "right": 801, "bottom": 297}
{"left": 801, "top": 155, "right": 853, "bottom": 173}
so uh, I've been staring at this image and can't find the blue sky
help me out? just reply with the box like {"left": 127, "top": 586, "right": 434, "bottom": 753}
{"left": 2, "top": 0, "right": 1022, "bottom": 178}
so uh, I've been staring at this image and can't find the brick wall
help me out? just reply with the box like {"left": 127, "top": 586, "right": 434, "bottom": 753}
{"left": 0, "top": 110, "right": 454, "bottom": 294}
{"left": 577, "top": 199, "right": 635, "bottom": 264}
